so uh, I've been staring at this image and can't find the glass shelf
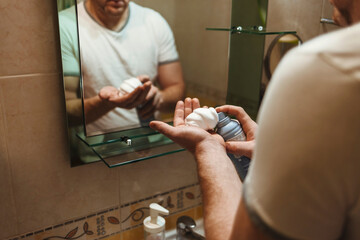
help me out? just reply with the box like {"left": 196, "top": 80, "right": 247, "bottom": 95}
{"left": 206, "top": 26, "right": 296, "bottom": 35}
{"left": 77, "top": 126, "right": 158, "bottom": 147}
{"left": 92, "top": 138, "right": 184, "bottom": 168}
{"left": 76, "top": 126, "right": 184, "bottom": 168}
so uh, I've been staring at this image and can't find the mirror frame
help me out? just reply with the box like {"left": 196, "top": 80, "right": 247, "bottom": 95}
{"left": 263, "top": 33, "right": 303, "bottom": 80}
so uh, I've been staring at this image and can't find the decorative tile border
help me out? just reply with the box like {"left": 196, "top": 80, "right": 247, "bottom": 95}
{"left": 7, "top": 183, "right": 202, "bottom": 240}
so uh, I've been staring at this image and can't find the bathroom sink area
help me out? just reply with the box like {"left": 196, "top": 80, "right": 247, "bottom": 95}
{"left": 166, "top": 217, "right": 205, "bottom": 240}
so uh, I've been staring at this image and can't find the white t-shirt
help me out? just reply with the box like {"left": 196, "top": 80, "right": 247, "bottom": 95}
{"left": 60, "top": 2, "right": 179, "bottom": 135}
{"left": 244, "top": 23, "right": 360, "bottom": 239}
{"left": 59, "top": 6, "right": 80, "bottom": 77}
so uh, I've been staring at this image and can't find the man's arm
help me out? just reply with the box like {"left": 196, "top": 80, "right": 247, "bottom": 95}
{"left": 156, "top": 61, "right": 185, "bottom": 110}
{"left": 194, "top": 137, "right": 243, "bottom": 239}
{"left": 149, "top": 98, "right": 278, "bottom": 240}
{"left": 64, "top": 76, "right": 83, "bottom": 126}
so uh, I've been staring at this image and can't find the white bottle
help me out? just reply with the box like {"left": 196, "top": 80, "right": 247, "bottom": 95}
{"left": 143, "top": 203, "right": 169, "bottom": 240}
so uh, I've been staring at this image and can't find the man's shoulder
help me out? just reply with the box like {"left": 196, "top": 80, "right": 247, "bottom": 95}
{"left": 296, "top": 23, "right": 360, "bottom": 55}
{"left": 130, "top": 2, "right": 162, "bottom": 19}
{"left": 58, "top": 5, "right": 76, "bottom": 22}
{"left": 288, "top": 23, "right": 360, "bottom": 78}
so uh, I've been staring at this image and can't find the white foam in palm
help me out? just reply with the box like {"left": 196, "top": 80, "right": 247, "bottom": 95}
{"left": 185, "top": 107, "right": 219, "bottom": 130}
{"left": 118, "top": 77, "right": 142, "bottom": 96}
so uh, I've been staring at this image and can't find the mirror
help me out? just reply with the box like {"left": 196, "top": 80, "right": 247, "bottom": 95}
{"left": 261, "top": 33, "right": 302, "bottom": 101}
{"left": 57, "top": 0, "right": 231, "bottom": 166}
{"left": 79, "top": 0, "right": 186, "bottom": 136}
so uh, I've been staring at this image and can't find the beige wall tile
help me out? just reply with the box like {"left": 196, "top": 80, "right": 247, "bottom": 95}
{"left": 266, "top": 0, "right": 324, "bottom": 42}
{"left": 0, "top": 0, "right": 61, "bottom": 76}
{"left": 1, "top": 74, "right": 119, "bottom": 234}
{"left": 173, "top": 0, "right": 231, "bottom": 103}
{"left": 132, "top": 0, "right": 176, "bottom": 26}
{"left": 0, "top": 84, "right": 18, "bottom": 239}
{"left": 118, "top": 151, "right": 198, "bottom": 204}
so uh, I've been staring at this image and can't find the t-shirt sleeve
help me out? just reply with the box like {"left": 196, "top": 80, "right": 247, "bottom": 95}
{"left": 148, "top": 11, "right": 179, "bottom": 64}
{"left": 58, "top": 8, "right": 81, "bottom": 76}
{"left": 243, "top": 48, "right": 359, "bottom": 240}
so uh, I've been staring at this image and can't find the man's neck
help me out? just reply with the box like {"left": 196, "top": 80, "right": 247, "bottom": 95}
{"left": 349, "top": 1, "right": 360, "bottom": 25}
{"left": 85, "top": 0, "right": 129, "bottom": 32}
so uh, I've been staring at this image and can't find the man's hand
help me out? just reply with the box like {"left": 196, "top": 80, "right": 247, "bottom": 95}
{"left": 137, "top": 84, "right": 162, "bottom": 119}
{"left": 98, "top": 78, "right": 152, "bottom": 109}
{"left": 216, "top": 105, "right": 257, "bottom": 159}
{"left": 149, "top": 98, "right": 225, "bottom": 154}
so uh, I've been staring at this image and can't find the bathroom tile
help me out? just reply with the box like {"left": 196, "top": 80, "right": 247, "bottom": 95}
{"left": 6, "top": 206, "right": 122, "bottom": 240}
{"left": 172, "top": 0, "right": 230, "bottom": 107}
{"left": 121, "top": 225, "right": 144, "bottom": 240}
{"left": 0, "top": 87, "right": 18, "bottom": 239}
{"left": 321, "top": 0, "right": 334, "bottom": 20}
{"left": 0, "top": 0, "right": 61, "bottom": 76}
{"left": 0, "top": 73, "right": 65, "bottom": 117}
{"left": 266, "top": 0, "right": 324, "bottom": 41}
{"left": 1, "top": 74, "right": 119, "bottom": 234}
{"left": 36, "top": 218, "right": 97, "bottom": 240}
{"left": 194, "top": 205, "right": 204, "bottom": 220}
{"left": 120, "top": 199, "right": 152, "bottom": 231}
{"left": 132, "top": 0, "right": 176, "bottom": 26}
{"left": 118, "top": 150, "right": 198, "bottom": 205}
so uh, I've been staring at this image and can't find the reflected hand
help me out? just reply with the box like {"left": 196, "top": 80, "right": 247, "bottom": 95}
{"left": 137, "top": 84, "right": 162, "bottom": 119}
{"left": 215, "top": 105, "right": 257, "bottom": 158}
{"left": 149, "top": 98, "right": 225, "bottom": 154}
{"left": 98, "top": 80, "right": 152, "bottom": 109}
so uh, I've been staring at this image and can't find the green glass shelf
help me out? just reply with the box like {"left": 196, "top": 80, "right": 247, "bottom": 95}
{"left": 206, "top": 26, "right": 296, "bottom": 35}
{"left": 76, "top": 126, "right": 185, "bottom": 168}
{"left": 92, "top": 137, "right": 184, "bottom": 168}
{"left": 76, "top": 126, "right": 159, "bottom": 147}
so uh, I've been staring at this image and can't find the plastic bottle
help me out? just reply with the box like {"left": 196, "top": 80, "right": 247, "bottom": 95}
{"left": 216, "top": 112, "right": 251, "bottom": 181}
{"left": 143, "top": 203, "right": 169, "bottom": 240}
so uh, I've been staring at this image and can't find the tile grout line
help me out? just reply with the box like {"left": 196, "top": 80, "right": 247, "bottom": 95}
{"left": 0, "top": 72, "right": 63, "bottom": 80}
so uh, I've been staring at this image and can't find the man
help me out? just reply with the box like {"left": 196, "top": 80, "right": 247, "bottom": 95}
{"left": 150, "top": 0, "right": 360, "bottom": 239}
{"left": 59, "top": 0, "right": 185, "bottom": 135}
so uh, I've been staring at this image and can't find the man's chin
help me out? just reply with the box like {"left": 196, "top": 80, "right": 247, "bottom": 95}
{"left": 105, "top": 6, "right": 127, "bottom": 16}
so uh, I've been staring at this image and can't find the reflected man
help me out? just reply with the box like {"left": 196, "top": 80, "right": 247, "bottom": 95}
{"left": 59, "top": 0, "right": 185, "bottom": 135}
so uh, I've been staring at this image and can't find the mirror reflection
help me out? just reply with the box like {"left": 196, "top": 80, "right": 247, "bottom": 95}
{"left": 261, "top": 33, "right": 302, "bottom": 100}
{"left": 57, "top": 0, "right": 231, "bottom": 165}
{"left": 61, "top": 0, "right": 185, "bottom": 136}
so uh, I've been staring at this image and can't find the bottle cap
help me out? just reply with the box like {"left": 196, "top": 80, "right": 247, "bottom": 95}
{"left": 217, "top": 112, "right": 231, "bottom": 128}
{"left": 143, "top": 203, "right": 169, "bottom": 234}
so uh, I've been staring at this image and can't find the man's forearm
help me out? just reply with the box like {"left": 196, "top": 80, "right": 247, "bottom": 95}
{"left": 66, "top": 99, "right": 85, "bottom": 126}
{"left": 195, "top": 142, "right": 242, "bottom": 240}
{"left": 158, "top": 83, "right": 185, "bottom": 111}
{"left": 83, "top": 95, "right": 115, "bottom": 123}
